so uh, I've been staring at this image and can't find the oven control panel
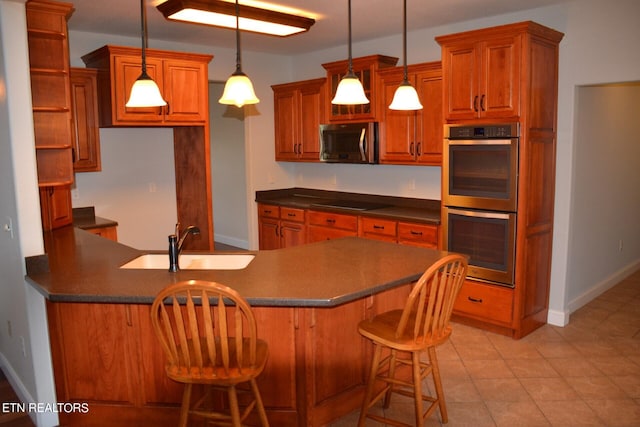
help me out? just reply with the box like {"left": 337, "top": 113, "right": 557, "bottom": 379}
{"left": 446, "top": 123, "right": 519, "bottom": 139}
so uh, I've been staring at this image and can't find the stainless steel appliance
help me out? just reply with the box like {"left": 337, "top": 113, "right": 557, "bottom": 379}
{"left": 443, "top": 123, "right": 519, "bottom": 212}
{"left": 443, "top": 123, "right": 520, "bottom": 287}
{"left": 319, "top": 122, "right": 378, "bottom": 164}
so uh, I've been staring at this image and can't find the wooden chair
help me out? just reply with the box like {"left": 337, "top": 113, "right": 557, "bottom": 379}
{"left": 357, "top": 254, "right": 468, "bottom": 427}
{"left": 150, "top": 280, "right": 269, "bottom": 427}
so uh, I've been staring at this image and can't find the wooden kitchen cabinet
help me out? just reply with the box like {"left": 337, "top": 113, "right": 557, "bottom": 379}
{"left": 378, "top": 62, "right": 443, "bottom": 165}
{"left": 258, "top": 204, "right": 306, "bottom": 250}
{"left": 307, "top": 210, "right": 358, "bottom": 243}
{"left": 81, "top": 45, "right": 212, "bottom": 127}
{"left": 39, "top": 185, "right": 73, "bottom": 230}
{"left": 358, "top": 216, "right": 397, "bottom": 243}
{"left": 437, "top": 21, "right": 563, "bottom": 122}
{"left": 70, "top": 67, "right": 101, "bottom": 172}
{"left": 272, "top": 78, "right": 326, "bottom": 161}
{"left": 322, "top": 55, "right": 398, "bottom": 122}
{"left": 453, "top": 278, "right": 514, "bottom": 326}
{"left": 26, "top": 0, "right": 75, "bottom": 189}
{"left": 397, "top": 221, "right": 439, "bottom": 249}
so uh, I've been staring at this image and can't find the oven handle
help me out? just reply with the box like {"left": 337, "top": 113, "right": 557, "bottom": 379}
{"left": 447, "top": 208, "right": 512, "bottom": 220}
{"left": 446, "top": 139, "right": 514, "bottom": 145}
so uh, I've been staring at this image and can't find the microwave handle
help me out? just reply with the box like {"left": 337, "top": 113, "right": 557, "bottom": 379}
{"left": 359, "top": 128, "right": 367, "bottom": 162}
{"left": 447, "top": 207, "right": 511, "bottom": 220}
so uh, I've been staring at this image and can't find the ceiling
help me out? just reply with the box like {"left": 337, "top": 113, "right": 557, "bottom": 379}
{"left": 66, "top": 0, "right": 572, "bottom": 55}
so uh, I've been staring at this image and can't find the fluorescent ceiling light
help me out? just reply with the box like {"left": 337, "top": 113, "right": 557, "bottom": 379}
{"left": 157, "top": 0, "right": 316, "bottom": 37}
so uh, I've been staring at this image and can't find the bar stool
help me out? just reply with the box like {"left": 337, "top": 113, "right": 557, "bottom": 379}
{"left": 357, "top": 254, "right": 468, "bottom": 426}
{"left": 151, "top": 280, "right": 269, "bottom": 427}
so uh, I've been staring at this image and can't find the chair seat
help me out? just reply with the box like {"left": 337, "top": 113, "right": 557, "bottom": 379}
{"left": 166, "top": 337, "right": 269, "bottom": 385}
{"left": 359, "top": 309, "right": 452, "bottom": 352}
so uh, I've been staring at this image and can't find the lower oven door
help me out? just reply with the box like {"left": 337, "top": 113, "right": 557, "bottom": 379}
{"left": 443, "top": 207, "right": 516, "bottom": 287}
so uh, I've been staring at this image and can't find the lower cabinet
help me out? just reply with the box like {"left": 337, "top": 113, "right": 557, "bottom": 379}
{"left": 84, "top": 226, "right": 118, "bottom": 241}
{"left": 306, "top": 210, "right": 359, "bottom": 243}
{"left": 453, "top": 278, "right": 514, "bottom": 328}
{"left": 39, "top": 185, "right": 73, "bottom": 231}
{"left": 258, "top": 204, "right": 306, "bottom": 250}
{"left": 46, "top": 285, "right": 412, "bottom": 426}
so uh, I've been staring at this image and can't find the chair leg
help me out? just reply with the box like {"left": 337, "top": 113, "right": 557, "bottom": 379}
{"left": 179, "top": 383, "right": 192, "bottom": 427}
{"left": 228, "top": 385, "right": 241, "bottom": 427}
{"left": 412, "top": 351, "right": 424, "bottom": 427}
{"left": 383, "top": 349, "right": 398, "bottom": 408}
{"left": 428, "top": 346, "right": 448, "bottom": 423}
{"left": 250, "top": 378, "right": 270, "bottom": 427}
{"left": 358, "top": 343, "right": 383, "bottom": 427}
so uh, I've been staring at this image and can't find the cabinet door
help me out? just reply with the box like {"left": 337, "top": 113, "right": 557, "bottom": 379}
{"left": 479, "top": 37, "right": 521, "bottom": 119}
{"left": 415, "top": 73, "right": 443, "bottom": 165}
{"left": 280, "top": 221, "right": 306, "bottom": 248}
{"left": 70, "top": 68, "right": 101, "bottom": 172}
{"left": 298, "top": 83, "right": 324, "bottom": 161}
{"left": 162, "top": 59, "right": 208, "bottom": 123}
{"left": 378, "top": 72, "right": 417, "bottom": 164}
{"left": 39, "top": 185, "right": 72, "bottom": 231}
{"left": 112, "top": 55, "right": 164, "bottom": 123}
{"left": 258, "top": 217, "right": 281, "bottom": 250}
{"left": 273, "top": 88, "right": 299, "bottom": 161}
{"left": 441, "top": 42, "right": 479, "bottom": 121}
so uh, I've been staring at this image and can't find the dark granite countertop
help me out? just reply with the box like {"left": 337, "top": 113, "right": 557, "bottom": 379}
{"left": 25, "top": 226, "right": 451, "bottom": 307}
{"left": 72, "top": 206, "right": 118, "bottom": 230}
{"left": 255, "top": 188, "right": 441, "bottom": 224}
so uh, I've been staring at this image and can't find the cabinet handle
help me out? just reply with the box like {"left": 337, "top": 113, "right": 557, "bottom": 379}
{"left": 263, "top": 209, "right": 272, "bottom": 214}
{"left": 326, "top": 219, "right": 336, "bottom": 224}
{"left": 416, "top": 142, "right": 422, "bottom": 156}
{"left": 468, "top": 296, "right": 483, "bottom": 303}
{"left": 297, "top": 143, "right": 302, "bottom": 155}
{"left": 373, "top": 225, "right": 385, "bottom": 230}
{"left": 275, "top": 225, "right": 279, "bottom": 236}
{"left": 294, "top": 143, "right": 298, "bottom": 155}
{"left": 165, "top": 101, "right": 170, "bottom": 115}
{"left": 473, "top": 95, "right": 479, "bottom": 112}
{"left": 410, "top": 230, "right": 423, "bottom": 236}
{"left": 480, "top": 94, "right": 486, "bottom": 111}
{"left": 125, "top": 306, "right": 133, "bottom": 327}
{"left": 287, "top": 213, "right": 297, "bottom": 217}
{"left": 409, "top": 142, "right": 415, "bottom": 156}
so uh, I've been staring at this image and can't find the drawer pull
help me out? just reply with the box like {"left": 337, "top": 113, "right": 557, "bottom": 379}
{"left": 410, "top": 230, "right": 423, "bottom": 236}
{"left": 468, "top": 296, "right": 483, "bottom": 303}
{"left": 264, "top": 210, "right": 272, "bottom": 214}
{"left": 287, "top": 213, "right": 296, "bottom": 217}
{"left": 373, "top": 225, "right": 385, "bottom": 230}
{"left": 326, "top": 219, "right": 336, "bottom": 224}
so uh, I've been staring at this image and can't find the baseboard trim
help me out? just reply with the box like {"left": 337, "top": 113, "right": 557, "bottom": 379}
{"left": 213, "top": 233, "right": 249, "bottom": 250}
{"left": 0, "top": 351, "right": 36, "bottom": 425}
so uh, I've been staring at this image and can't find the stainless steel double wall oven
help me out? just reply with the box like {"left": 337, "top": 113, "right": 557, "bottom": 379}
{"left": 443, "top": 123, "right": 519, "bottom": 287}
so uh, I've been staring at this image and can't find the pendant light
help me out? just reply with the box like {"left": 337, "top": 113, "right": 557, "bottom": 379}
{"left": 331, "top": 0, "right": 369, "bottom": 105}
{"left": 219, "top": 0, "right": 260, "bottom": 108}
{"left": 126, "top": 0, "right": 167, "bottom": 108}
{"left": 388, "top": 0, "right": 422, "bottom": 110}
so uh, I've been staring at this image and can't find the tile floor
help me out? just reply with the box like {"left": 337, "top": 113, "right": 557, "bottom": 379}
{"left": 331, "top": 269, "right": 640, "bottom": 427}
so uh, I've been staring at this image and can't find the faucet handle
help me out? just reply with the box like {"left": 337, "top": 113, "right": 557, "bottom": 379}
{"left": 174, "top": 222, "right": 180, "bottom": 239}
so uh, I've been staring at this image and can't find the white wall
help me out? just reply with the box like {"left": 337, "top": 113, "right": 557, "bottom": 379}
{"left": 566, "top": 83, "right": 640, "bottom": 311}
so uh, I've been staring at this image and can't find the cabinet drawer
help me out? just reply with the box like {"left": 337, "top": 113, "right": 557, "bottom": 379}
{"left": 308, "top": 210, "right": 358, "bottom": 231}
{"left": 258, "top": 204, "right": 280, "bottom": 219}
{"left": 359, "top": 217, "right": 397, "bottom": 238}
{"left": 454, "top": 279, "right": 513, "bottom": 325}
{"left": 280, "top": 207, "right": 305, "bottom": 223}
{"left": 307, "top": 225, "right": 357, "bottom": 243}
{"left": 397, "top": 222, "right": 438, "bottom": 248}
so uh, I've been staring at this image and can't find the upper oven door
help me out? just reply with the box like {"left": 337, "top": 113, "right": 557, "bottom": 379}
{"left": 443, "top": 137, "right": 519, "bottom": 212}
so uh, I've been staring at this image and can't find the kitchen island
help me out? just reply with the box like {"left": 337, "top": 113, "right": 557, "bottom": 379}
{"left": 26, "top": 226, "right": 453, "bottom": 426}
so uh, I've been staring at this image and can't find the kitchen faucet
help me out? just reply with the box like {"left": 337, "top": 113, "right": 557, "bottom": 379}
{"left": 168, "top": 223, "right": 200, "bottom": 272}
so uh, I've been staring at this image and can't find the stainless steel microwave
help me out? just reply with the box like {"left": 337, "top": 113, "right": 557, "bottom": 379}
{"left": 319, "top": 122, "right": 378, "bottom": 164}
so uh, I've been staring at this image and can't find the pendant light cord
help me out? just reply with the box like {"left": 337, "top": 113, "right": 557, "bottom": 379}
{"left": 402, "top": 0, "right": 409, "bottom": 83}
{"left": 347, "top": 0, "right": 353, "bottom": 74}
{"left": 140, "top": 0, "right": 148, "bottom": 74}
{"left": 235, "top": 0, "right": 242, "bottom": 74}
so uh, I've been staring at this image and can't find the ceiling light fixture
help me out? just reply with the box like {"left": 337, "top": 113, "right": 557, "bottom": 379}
{"left": 126, "top": 0, "right": 167, "bottom": 108}
{"left": 157, "top": 0, "right": 315, "bottom": 37}
{"left": 218, "top": 0, "right": 259, "bottom": 107}
{"left": 389, "top": 0, "right": 422, "bottom": 110}
{"left": 331, "top": 0, "right": 369, "bottom": 106}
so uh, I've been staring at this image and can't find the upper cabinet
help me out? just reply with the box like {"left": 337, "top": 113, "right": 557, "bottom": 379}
{"left": 272, "top": 78, "right": 326, "bottom": 162}
{"left": 377, "top": 62, "right": 443, "bottom": 165}
{"left": 436, "top": 21, "right": 564, "bottom": 122}
{"left": 322, "top": 55, "right": 397, "bottom": 122}
{"left": 26, "top": 0, "right": 75, "bottom": 187}
{"left": 81, "top": 45, "right": 213, "bottom": 127}
{"left": 70, "top": 67, "right": 101, "bottom": 172}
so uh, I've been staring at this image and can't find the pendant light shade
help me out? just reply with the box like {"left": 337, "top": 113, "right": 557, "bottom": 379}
{"left": 389, "top": 81, "right": 423, "bottom": 110}
{"left": 389, "top": 0, "right": 422, "bottom": 110}
{"left": 126, "top": 0, "right": 166, "bottom": 108}
{"left": 331, "top": 0, "right": 369, "bottom": 105}
{"left": 219, "top": 0, "right": 259, "bottom": 107}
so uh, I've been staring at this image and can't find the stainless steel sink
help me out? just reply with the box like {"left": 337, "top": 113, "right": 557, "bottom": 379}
{"left": 120, "top": 254, "right": 254, "bottom": 270}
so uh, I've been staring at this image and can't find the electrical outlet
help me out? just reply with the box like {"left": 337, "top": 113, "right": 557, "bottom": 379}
{"left": 3, "top": 216, "right": 14, "bottom": 239}
{"left": 71, "top": 188, "right": 80, "bottom": 200}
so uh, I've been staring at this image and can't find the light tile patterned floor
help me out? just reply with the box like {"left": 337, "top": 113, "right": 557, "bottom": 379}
{"left": 330, "top": 269, "right": 640, "bottom": 426}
